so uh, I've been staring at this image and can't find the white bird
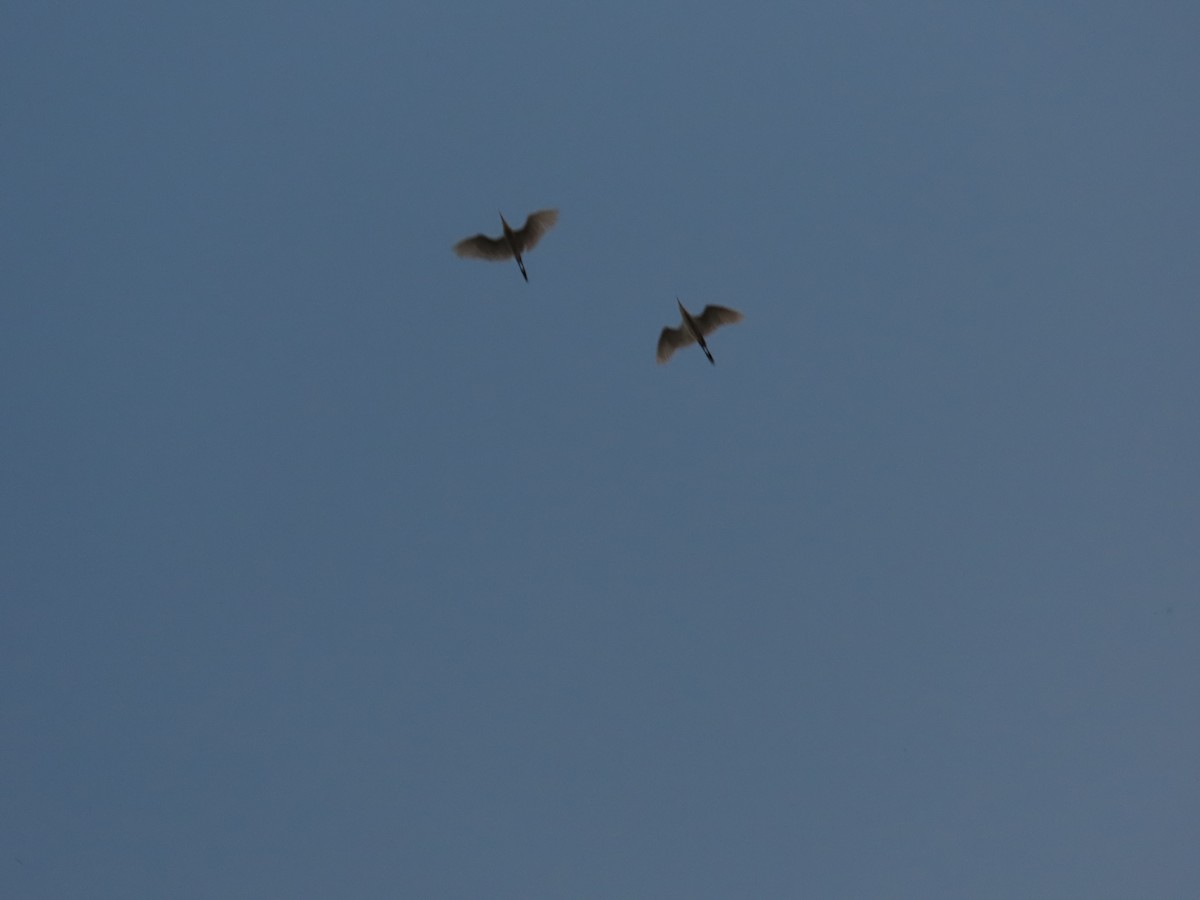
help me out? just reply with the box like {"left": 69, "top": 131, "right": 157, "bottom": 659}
{"left": 657, "top": 298, "right": 743, "bottom": 365}
{"left": 453, "top": 209, "right": 559, "bottom": 282}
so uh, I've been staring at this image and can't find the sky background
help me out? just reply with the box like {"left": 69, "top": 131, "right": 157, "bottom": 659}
{"left": 3, "top": 2, "right": 1199, "bottom": 898}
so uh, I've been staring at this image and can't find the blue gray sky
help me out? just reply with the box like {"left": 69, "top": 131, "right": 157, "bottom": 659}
{"left": 3, "top": 3, "right": 1198, "bottom": 898}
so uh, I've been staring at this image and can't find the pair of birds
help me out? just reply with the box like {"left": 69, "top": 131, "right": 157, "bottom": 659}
{"left": 453, "top": 209, "right": 743, "bottom": 365}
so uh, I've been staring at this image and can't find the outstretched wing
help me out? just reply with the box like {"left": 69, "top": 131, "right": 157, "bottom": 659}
{"left": 512, "top": 209, "right": 559, "bottom": 253}
{"left": 692, "top": 305, "right": 743, "bottom": 336}
{"left": 656, "top": 325, "right": 696, "bottom": 363}
{"left": 453, "top": 233, "right": 512, "bottom": 261}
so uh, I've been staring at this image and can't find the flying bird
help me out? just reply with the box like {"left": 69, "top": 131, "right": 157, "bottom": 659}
{"left": 657, "top": 298, "right": 743, "bottom": 365}
{"left": 453, "top": 209, "right": 559, "bottom": 282}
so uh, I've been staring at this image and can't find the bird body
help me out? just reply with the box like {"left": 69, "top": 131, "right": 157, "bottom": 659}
{"left": 453, "top": 209, "right": 558, "bottom": 282}
{"left": 657, "top": 299, "right": 743, "bottom": 365}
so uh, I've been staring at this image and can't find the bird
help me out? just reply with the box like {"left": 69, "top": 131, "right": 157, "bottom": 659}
{"left": 453, "top": 209, "right": 559, "bottom": 282}
{"left": 657, "top": 298, "right": 743, "bottom": 365}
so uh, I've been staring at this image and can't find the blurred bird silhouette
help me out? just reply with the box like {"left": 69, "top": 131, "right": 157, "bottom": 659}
{"left": 453, "top": 209, "right": 559, "bottom": 282}
{"left": 657, "top": 298, "right": 743, "bottom": 365}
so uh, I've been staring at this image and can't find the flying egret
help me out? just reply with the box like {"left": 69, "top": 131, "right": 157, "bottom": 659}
{"left": 657, "top": 298, "right": 743, "bottom": 365}
{"left": 453, "top": 209, "right": 559, "bottom": 282}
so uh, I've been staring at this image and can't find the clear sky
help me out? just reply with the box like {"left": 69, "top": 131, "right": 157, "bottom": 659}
{"left": 3, "top": 3, "right": 1198, "bottom": 898}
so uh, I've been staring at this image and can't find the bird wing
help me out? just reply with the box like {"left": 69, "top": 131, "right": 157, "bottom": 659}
{"left": 656, "top": 325, "right": 696, "bottom": 363}
{"left": 692, "top": 305, "right": 743, "bottom": 336}
{"left": 453, "top": 233, "right": 512, "bottom": 260}
{"left": 512, "top": 209, "right": 559, "bottom": 253}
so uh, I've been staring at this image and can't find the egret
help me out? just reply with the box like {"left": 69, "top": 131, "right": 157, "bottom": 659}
{"left": 453, "top": 209, "right": 559, "bottom": 282}
{"left": 657, "top": 298, "right": 743, "bottom": 365}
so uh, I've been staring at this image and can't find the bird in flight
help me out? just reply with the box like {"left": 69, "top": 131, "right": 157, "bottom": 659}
{"left": 453, "top": 209, "right": 559, "bottom": 282}
{"left": 657, "top": 298, "right": 743, "bottom": 365}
